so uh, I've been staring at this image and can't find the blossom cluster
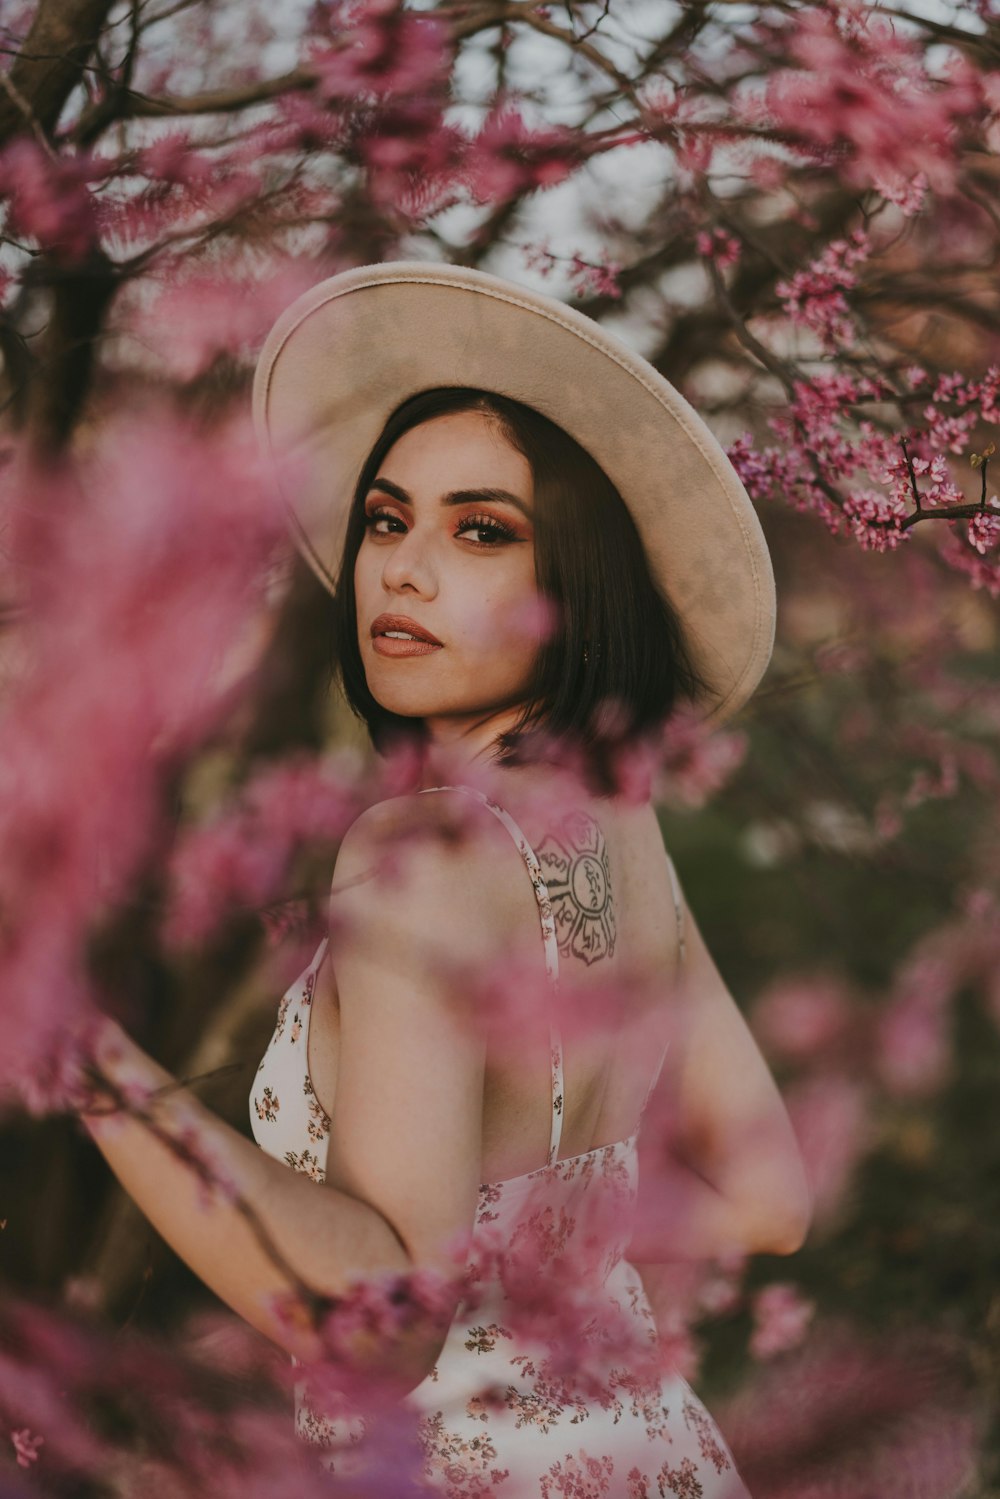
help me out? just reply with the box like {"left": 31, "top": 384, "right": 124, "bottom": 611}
{"left": 731, "top": 360, "right": 1000, "bottom": 580}
{"left": 751, "top": 0, "right": 987, "bottom": 203}
{"left": 775, "top": 228, "right": 871, "bottom": 352}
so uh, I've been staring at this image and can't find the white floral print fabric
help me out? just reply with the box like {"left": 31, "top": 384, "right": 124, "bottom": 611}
{"left": 250, "top": 786, "right": 750, "bottom": 1498}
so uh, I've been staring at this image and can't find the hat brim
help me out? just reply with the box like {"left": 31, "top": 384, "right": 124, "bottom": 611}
{"left": 252, "top": 261, "right": 775, "bottom": 728}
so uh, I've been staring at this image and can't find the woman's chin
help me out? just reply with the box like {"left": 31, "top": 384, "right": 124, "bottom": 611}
{"left": 367, "top": 688, "right": 516, "bottom": 723}
{"left": 364, "top": 665, "right": 536, "bottom": 724}
{"left": 366, "top": 687, "right": 452, "bottom": 719}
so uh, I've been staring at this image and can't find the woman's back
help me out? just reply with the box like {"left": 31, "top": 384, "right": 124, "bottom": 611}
{"left": 307, "top": 769, "right": 683, "bottom": 1188}
{"left": 250, "top": 772, "right": 750, "bottom": 1496}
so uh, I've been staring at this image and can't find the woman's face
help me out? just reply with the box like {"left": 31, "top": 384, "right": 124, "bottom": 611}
{"left": 354, "top": 409, "right": 544, "bottom": 730}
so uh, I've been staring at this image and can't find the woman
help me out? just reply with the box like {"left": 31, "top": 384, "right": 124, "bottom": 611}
{"left": 81, "top": 263, "right": 811, "bottom": 1497}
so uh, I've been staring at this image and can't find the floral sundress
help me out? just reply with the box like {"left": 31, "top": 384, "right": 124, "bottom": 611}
{"left": 250, "top": 784, "right": 751, "bottom": 1498}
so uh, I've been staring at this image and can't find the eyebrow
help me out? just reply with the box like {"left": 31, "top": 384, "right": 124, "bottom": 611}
{"left": 367, "top": 477, "right": 533, "bottom": 521}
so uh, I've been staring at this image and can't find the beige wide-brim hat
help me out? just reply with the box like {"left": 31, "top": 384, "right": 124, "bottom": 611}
{"left": 252, "top": 260, "right": 776, "bottom": 728}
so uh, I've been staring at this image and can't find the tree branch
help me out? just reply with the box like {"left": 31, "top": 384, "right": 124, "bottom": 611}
{"left": 0, "top": 0, "right": 117, "bottom": 146}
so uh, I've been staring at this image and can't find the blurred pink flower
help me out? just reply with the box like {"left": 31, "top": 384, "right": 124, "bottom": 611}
{"left": 0, "top": 138, "right": 103, "bottom": 262}
{"left": 939, "top": 522, "right": 1000, "bottom": 597}
{"left": 134, "top": 131, "right": 217, "bottom": 188}
{"left": 11, "top": 1426, "right": 44, "bottom": 1467}
{"left": 467, "top": 104, "right": 583, "bottom": 205}
{"left": 749, "top": 1282, "right": 816, "bottom": 1360}
{"left": 0, "top": 1296, "right": 322, "bottom": 1490}
{"left": 0, "top": 407, "right": 286, "bottom": 1111}
{"left": 655, "top": 707, "right": 749, "bottom": 809}
{"left": 641, "top": 1306, "right": 703, "bottom": 1384}
{"left": 758, "top": 3, "right": 984, "bottom": 198}
{"left": 875, "top": 993, "right": 951, "bottom": 1098}
{"left": 356, "top": 103, "right": 465, "bottom": 215}
{"left": 695, "top": 1266, "right": 745, "bottom": 1319}
{"left": 306, "top": 0, "right": 450, "bottom": 101}
{"left": 696, "top": 226, "right": 742, "bottom": 270}
{"left": 873, "top": 168, "right": 929, "bottom": 215}
{"left": 751, "top": 975, "right": 853, "bottom": 1064}
{"left": 138, "top": 263, "right": 318, "bottom": 382}
{"left": 782, "top": 1071, "right": 872, "bottom": 1233}
{"left": 163, "top": 752, "right": 362, "bottom": 948}
{"left": 568, "top": 252, "right": 622, "bottom": 299}
{"left": 718, "top": 1318, "right": 984, "bottom": 1498}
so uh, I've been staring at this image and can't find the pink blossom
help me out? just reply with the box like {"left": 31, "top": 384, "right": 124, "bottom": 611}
{"left": 356, "top": 103, "right": 465, "bottom": 215}
{"left": 782, "top": 1072, "right": 872, "bottom": 1233}
{"left": 937, "top": 524, "right": 1000, "bottom": 596}
{"left": 747, "top": 152, "right": 789, "bottom": 192}
{"left": 727, "top": 432, "right": 794, "bottom": 505}
{"left": 901, "top": 750, "right": 960, "bottom": 808}
{"left": 760, "top": 4, "right": 984, "bottom": 199}
{"left": 873, "top": 167, "right": 929, "bottom": 215}
{"left": 0, "top": 138, "right": 102, "bottom": 262}
{"left": 717, "top": 1319, "right": 984, "bottom": 1496}
{"left": 842, "top": 487, "right": 910, "bottom": 552}
{"left": 163, "top": 752, "right": 363, "bottom": 948}
{"left": 253, "top": 90, "right": 349, "bottom": 155}
{"left": 696, "top": 1268, "right": 745, "bottom": 1319}
{"left": 0, "top": 1295, "right": 313, "bottom": 1485}
{"left": 568, "top": 252, "right": 622, "bottom": 300}
{"left": 99, "top": 146, "right": 264, "bottom": 253}
{"left": 306, "top": 0, "right": 450, "bottom": 101}
{"left": 134, "top": 132, "right": 217, "bottom": 190}
{"left": 875, "top": 993, "right": 951, "bottom": 1098}
{"left": 522, "top": 243, "right": 623, "bottom": 299}
{"left": 751, "top": 975, "right": 853, "bottom": 1063}
{"left": 645, "top": 1307, "right": 703, "bottom": 1383}
{"left": 775, "top": 229, "right": 870, "bottom": 351}
{"left": 466, "top": 104, "right": 583, "bottom": 205}
{"left": 307, "top": 1263, "right": 461, "bottom": 1371}
{"left": 749, "top": 1282, "right": 816, "bottom": 1360}
{"left": 0, "top": 409, "right": 286, "bottom": 1110}
{"left": 138, "top": 262, "right": 318, "bottom": 382}
{"left": 696, "top": 226, "right": 742, "bottom": 270}
{"left": 655, "top": 707, "right": 749, "bottom": 810}
{"left": 11, "top": 1426, "right": 44, "bottom": 1467}
{"left": 523, "top": 239, "right": 560, "bottom": 279}
{"left": 966, "top": 507, "right": 1000, "bottom": 556}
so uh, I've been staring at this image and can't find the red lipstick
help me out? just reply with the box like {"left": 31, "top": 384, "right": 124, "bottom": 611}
{"left": 370, "top": 612, "right": 443, "bottom": 658}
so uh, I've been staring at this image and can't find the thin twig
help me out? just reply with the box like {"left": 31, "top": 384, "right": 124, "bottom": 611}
{"left": 0, "top": 69, "right": 59, "bottom": 158}
{"left": 573, "top": 0, "right": 612, "bottom": 45}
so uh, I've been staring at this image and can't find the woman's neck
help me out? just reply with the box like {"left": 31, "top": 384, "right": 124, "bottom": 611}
{"left": 420, "top": 704, "right": 526, "bottom": 788}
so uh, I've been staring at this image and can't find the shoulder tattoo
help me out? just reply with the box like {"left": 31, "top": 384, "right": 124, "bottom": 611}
{"left": 537, "top": 811, "right": 616, "bottom": 966}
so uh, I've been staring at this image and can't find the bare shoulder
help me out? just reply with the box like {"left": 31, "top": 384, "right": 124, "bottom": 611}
{"left": 328, "top": 789, "right": 530, "bottom": 960}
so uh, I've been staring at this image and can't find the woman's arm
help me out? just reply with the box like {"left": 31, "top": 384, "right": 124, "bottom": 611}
{"left": 77, "top": 1020, "right": 438, "bottom": 1380}
{"left": 627, "top": 875, "right": 812, "bottom": 1265}
{"left": 77, "top": 793, "right": 504, "bottom": 1388}
{"left": 629, "top": 1137, "right": 806, "bottom": 1265}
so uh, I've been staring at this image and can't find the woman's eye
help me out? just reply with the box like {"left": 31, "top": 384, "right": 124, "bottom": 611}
{"left": 363, "top": 509, "right": 405, "bottom": 536}
{"left": 456, "top": 515, "right": 517, "bottom": 546}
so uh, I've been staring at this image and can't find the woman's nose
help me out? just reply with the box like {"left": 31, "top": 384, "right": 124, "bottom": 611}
{"left": 380, "top": 523, "right": 438, "bottom": 597}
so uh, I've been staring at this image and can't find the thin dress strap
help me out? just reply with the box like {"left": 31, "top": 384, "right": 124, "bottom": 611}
{"left": 419, "top": 784, "right": 565, "bottom": 1166}
{"left": 638, "top": 851, "right": 686, "bottom": 1117}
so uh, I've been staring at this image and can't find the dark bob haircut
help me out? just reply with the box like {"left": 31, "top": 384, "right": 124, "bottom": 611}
{"left": 329, "top": 387, "right": 715, "bottom": 793}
